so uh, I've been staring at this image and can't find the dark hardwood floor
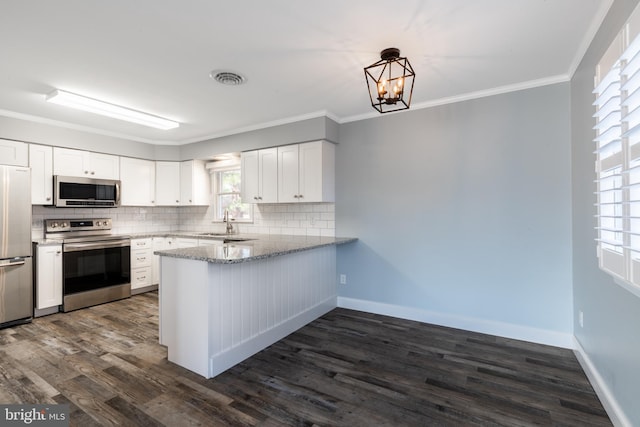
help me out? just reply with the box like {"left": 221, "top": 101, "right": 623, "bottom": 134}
{"left": 0, "top": 292, "right": 611, "bottom": 426}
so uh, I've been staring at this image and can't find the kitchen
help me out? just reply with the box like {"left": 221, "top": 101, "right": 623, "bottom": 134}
{"left": 1, "top": 1, "right": 639, "bottom": 425}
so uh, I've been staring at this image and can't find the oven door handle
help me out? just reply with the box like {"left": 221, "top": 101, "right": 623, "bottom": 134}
{"left": 64, "top": 240, "right": 130, "bottom": 252}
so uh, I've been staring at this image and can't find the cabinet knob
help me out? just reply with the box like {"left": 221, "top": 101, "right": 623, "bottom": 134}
{"left": 254, "top": 196, "right": 258, "bottom": 200}
{"left": 91, "top": 171, "right": 95, "bottom": 175}
{"left": 176, "top": 200, "right": 179, "bottom": 203}
{"left": 46, "top": 197, "right": 51, "bottom": 201}
{"left": 56, "top": 251, "right": 61, "bottom": 255}
{"left": 84, "top": 170, "right": 89, "bottom": 174}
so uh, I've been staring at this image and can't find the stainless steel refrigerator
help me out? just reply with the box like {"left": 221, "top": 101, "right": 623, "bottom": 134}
{"left": 0, "top": 165, "right": 32, "bottom": 328}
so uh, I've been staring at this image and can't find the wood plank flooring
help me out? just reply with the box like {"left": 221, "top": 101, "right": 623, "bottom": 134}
{"left": 0, "top": 292, "right": 611, "bottom": 426}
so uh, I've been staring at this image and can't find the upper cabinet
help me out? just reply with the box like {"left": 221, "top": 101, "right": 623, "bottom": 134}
{"left": 0, "top": 139, "right": 28, "bottom": 167}
{"left": 241, "top": 147, "right": 278, "bottom": 203}
{"left": 53, "top": 147, "right": 119, "bottom": 180}
{"left": 277, "top": 141, "right": 335, "bottom": 203}
{"left": 120, "top": 157, "right": 156, "bottom": 206}
{"left": 29, "top": 145, "right": 53, "bottom": 205}
{"left": 180, "top": 160, "right": 210, "bottom": 206}
{"left": 155, "top": 161, "right": 181, "bottom": 206}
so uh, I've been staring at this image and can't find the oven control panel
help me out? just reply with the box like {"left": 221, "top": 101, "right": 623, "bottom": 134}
{"left": 45, "top": 218, "right": 112, "bottom": 233}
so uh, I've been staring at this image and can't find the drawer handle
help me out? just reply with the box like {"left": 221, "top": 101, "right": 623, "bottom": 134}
{"left": 137, "top": 276, "right": 146, "bottom": 280}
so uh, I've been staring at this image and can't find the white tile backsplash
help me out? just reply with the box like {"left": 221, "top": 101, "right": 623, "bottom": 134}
{"left": 31, "top": 203, "right": 335, "bottom": 238}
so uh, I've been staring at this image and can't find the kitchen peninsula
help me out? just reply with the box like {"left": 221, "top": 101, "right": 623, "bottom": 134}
{"left": 155, "top": 234, "right": 356, "bottom": 378}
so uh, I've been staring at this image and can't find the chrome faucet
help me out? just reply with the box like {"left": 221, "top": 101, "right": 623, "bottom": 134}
{"left": 223, "top": 209, "right": 235, "bottom": 234}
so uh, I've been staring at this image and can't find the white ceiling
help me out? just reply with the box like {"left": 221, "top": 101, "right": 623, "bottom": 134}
{"left": 0, "top": 0, "right": 611, "bottom": 145}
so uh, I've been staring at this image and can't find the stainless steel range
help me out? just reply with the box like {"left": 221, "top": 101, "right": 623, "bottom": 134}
{"left": 45, "top": 218, "right": 130, "bottom": 312}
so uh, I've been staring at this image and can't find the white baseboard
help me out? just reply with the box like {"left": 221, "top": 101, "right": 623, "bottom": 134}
{"left": 337, "top": 297, "right": 574, "bottom": 349}
{"left": 573, "top": 337, "right": 631, "bottom": 427}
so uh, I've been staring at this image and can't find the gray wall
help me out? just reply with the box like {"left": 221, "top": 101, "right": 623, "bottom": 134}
{"left": 571, "top": 0, "right": 640, "bottom": 425}
{"left": 0, "top": 115, "right": 159, "bottom": 159}
{"left": 179, "top": 116, "right": 338, "bottom": 160}
{"left": 336, "top": 83, "right": 573, "bottom": 338}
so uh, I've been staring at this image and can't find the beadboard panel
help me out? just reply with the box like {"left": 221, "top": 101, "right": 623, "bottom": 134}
{"left": 160, "top": 245, "right": 337, "bottom": 378}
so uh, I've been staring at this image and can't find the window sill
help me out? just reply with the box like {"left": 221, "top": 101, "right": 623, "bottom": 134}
{"left": 613, "top": 276, "right": 640, "bottom": 299}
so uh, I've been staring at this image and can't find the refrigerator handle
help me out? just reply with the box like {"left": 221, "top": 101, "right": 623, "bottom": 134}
{"left": 0, "top": 258, "right": 26, "bottom": 267}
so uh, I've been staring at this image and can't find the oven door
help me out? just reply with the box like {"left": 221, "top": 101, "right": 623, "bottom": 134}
{"left": 63, "top": 239, "right": 130, "bottom": 308}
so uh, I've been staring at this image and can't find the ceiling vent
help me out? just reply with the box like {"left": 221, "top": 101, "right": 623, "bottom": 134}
{"left": 210, "top": 70, "right": 246, "bottom": 86}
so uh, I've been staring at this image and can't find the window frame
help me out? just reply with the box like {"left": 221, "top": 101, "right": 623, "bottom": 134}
{"left": 209, "top": 162, "right": 253, "bottom": 223}
{"left": 594, "top": 9, "right": 640, "bottom": 299}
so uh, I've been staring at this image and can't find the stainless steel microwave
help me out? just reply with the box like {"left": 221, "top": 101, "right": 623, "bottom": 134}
{"left": 54, "top": 176, "right": 120, "bottom": 207}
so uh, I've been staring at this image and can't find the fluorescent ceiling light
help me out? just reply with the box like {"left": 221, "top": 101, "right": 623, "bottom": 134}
{"left": 45, "top": 89, "right": 179, "bottom": 130}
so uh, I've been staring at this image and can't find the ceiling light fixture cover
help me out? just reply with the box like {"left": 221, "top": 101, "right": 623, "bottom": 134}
{"left": 45, "top": 89, "right": 180, "bottom": 130}
{"left": 364, "top": 48, "right": 415, "bottom": 113}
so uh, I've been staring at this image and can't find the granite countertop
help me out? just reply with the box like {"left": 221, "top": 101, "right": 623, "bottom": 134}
{"left": 154, "top": 234, "right": 357, "bottom": 264}
{"left": 33, "top": 232, "right": 358, "bottom": 263}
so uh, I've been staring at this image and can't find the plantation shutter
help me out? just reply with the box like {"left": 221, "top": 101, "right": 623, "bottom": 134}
{"left": 594, "top": 34, "right": 624, "bottom": 279}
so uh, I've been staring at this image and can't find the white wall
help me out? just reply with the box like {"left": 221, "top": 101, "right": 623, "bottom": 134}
{"left": 336, "top": 83, "right": 574, "bottom": 347}
{"left": 571, "top": 0, "right": 640, "bottom": 425}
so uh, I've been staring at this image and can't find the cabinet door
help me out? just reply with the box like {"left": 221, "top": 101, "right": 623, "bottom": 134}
{"left": 120, "top": 157, "right": 155, "bottom": 206}
{"left": 241, "top": 150, "right": 259, "bottom": 202}
{"left": 29, "top": 145, "right": 53, "bottom": 205}
{"left": 278, "top": 145, "right": 300, "bottom": 203}
{"left": 53, "top": 147, "right": 87, "bottom": 176}
{"left": 89, "top": 152, "right": 119, "bottom": 179}
{"left": 152, "top": 237, "right": 176, "bottom": 285}
{"left": 36, "top": 245, "right": 62, "bottom": 309}
{"left": 155, "top": 162, "right": 181, "bottom": 205}
{"left": 0, "top": 139, "right": 28, "bottom": 167}
{"left": 176, "top": 238, "right": 198, "bottom": 248}
{"left": 259, "top": 148, "right": 278, "bottom": 203}
{"left": 180, "top": 160, "right": 210, "bottom": 206}
{"left": 298, "top": 141, "right": 334, "bottom": 202}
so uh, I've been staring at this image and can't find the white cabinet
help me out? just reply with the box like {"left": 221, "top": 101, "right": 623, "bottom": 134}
{"left": 198, "top": 239, "right": 219, "bottom": 246}
{"left": 277, "top": 144, "right": 300, "bottom": 203}
{"left": 152, "top": 237, "right": 177, "bottom": 285}
{"left": 131, "top": 238, "right": 153, "bottom": 292}
{"left": 0, "top": 139, "right": 28, "bottom": 167}
{"left": 278, "top": 141, "right": 334, "bottom": 203}
{"left": 241, "top": 147, "right": 278, "bottom": 203}
{"left": 120, "top": 157, "right": 156, "bottom": 206}
{"left": 155, "top": 161, "right": 181, "bottom": 206}
{"left": 29, "top": 144, "right": 53, "bottom": 205}
{"left": 35, "top": 244, "right": 62, "bottom": 310}
{"left": 180, "top": 160, "right": 210, "bottom": 206}
{"left": 53, "top": 147, "right": 119, "bottom": 179}
{"left": 176, "top": 238, "right": 199, "bottom": 248}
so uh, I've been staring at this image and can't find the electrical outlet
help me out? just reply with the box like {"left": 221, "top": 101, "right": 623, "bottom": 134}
{"left": 579, "top": 310, "right": 584, "bottom": 328}
{"left": 339, "top": 274, "right": 347, "bottom": 285}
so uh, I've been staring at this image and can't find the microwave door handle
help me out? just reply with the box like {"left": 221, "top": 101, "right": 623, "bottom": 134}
{"left": 115, "top": 181, "right": 120, "bottom": 205}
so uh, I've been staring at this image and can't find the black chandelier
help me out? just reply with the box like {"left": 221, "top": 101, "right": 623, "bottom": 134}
{"left": 364, "top": 48, "right": 415, "bottom": 113}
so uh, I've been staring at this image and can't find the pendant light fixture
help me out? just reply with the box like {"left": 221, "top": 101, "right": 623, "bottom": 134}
{"left": 364, "top": 48, "right": 415, "bottom": 113}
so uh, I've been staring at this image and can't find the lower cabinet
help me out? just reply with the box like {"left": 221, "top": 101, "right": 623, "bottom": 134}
{"left": 152, "top": 237, "right": 177, "bottom": 285}
{"left": 131, "top": 238, "right": 153, "bottom": 293}
{"left": 35, "top": 244, "right": 62, "bottom": 310}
